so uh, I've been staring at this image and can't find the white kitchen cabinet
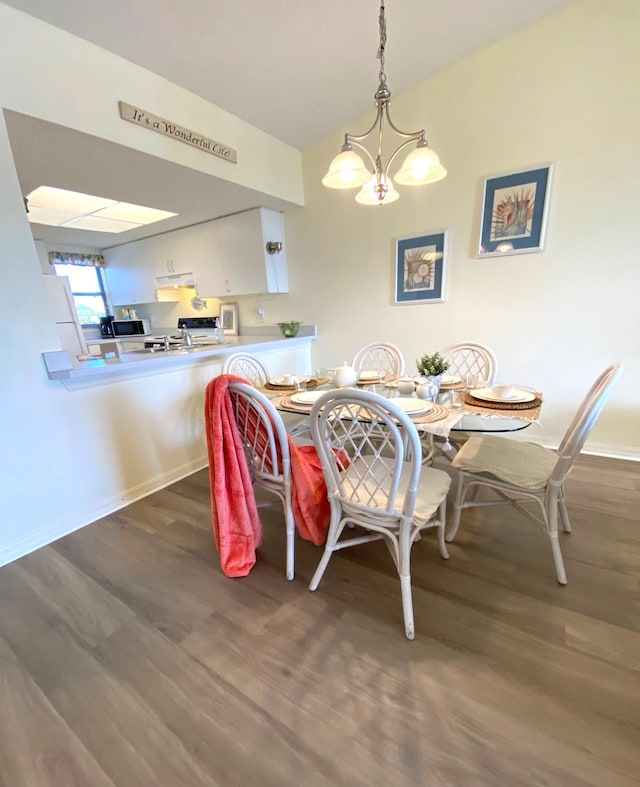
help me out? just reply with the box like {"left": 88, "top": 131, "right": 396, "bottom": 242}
{"left": 155, "top": 221, "right": 226, "bottom": 296}
{"left": 185, "top": 221, "right": 227, "bottom": 297}
{"left": 149, "top": 232, "right": 193, "bottom": 279}
{"left": 103, "top": 240, "right": 176, "bottom": 305}
{"left": 102, "top": 207, "right": 288, "bottom": 302}
{"left": 216, "top": 208, "right": 288, "bottom": 296}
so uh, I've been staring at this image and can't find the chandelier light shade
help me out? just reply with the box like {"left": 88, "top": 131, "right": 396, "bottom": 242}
{"left": 321, "top": 149, "right": 371, "bottom": 189}
{"left": 355, "top": 174, "right": 399, "bottom": 205}
{"left": 322, "top": 0, "right": 446, "bottom": 206}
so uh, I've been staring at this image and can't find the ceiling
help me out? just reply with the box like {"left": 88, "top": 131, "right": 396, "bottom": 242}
{"left": 3, "top": 0, "right": 572, "bottom": 249}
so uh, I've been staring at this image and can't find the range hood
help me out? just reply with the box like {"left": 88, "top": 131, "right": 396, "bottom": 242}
{"left": 155, "top": 271, "right": 196, "bottom": 288}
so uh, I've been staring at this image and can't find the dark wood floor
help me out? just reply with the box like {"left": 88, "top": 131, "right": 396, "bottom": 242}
{"left": 1, "top": 455, "right": 639, "bottom": 786}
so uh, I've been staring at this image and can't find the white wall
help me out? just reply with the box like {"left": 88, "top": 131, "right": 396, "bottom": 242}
{"left": 0, "top": 4, "right": 304, "bottom": 565}
{"left": 0, "top": 5, "right": 303, "bottom": 204}
{"left": 278, "top": 0, "right": 640, "bottom": 458}
{"left": 0, "top": 0, "right": 637, "bottom": 567}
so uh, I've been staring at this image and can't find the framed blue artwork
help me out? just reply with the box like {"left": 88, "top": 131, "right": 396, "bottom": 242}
{"left": 477, "top": 164, "right": 553, "bottom": 257}
{"left": 395, "top": 230, "right": 448, "bottom": 304}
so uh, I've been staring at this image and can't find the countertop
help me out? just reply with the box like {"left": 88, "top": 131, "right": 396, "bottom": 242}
{"left": 42, "top": 326, "right": 317, "bottom": 387}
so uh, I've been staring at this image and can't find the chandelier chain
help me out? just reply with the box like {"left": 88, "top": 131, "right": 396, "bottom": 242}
{"left": 377, "top": 1, "right": 387, "bottom": 86}
{"left": 376, "top": 2, "right": 387, "bottom": 85}
{"left": 322, "top": 0, "right": 446, "bottom": 203}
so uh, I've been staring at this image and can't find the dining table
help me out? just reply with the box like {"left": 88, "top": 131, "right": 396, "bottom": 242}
{"left": 260, "top": 373, "right": 543, "bottom": 447}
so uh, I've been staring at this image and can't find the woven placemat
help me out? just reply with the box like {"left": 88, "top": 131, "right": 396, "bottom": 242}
{"left": 264, "top": 377, "right": 325, "bottom": 392}
{"left": 412, "top": 404, "right": 449, "bottom": 424}
{"left": 464, "top": 392, "right": 542, "bottom": 411}
{"left": 278, "top": 396, "right": 318, "bottom": 413}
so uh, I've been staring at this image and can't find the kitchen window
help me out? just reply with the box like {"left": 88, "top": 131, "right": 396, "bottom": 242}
{"left": 49, "top": 252, "right": 108, "bottom": 326}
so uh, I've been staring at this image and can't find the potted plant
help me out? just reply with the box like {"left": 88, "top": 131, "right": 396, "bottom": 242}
{"left": 416, "top": 352, "right": 450, "bottom": 394}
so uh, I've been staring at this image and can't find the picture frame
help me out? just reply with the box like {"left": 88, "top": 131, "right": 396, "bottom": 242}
{"left": 220, "top": 302, "right": 238, "bottom": 336}
{"left": 394, "top": 230, "right": 448, "bottom": 304}
{"left": 477, "top": 163, "right": 553, "bottom": 257}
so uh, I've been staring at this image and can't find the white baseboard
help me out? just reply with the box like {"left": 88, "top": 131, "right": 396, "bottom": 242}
{"left": 0, "top": 456, "right": 209, "bottom": 569}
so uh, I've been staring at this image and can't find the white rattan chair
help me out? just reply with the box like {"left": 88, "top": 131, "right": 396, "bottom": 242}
{"left": 222, "top": 352, "right": 269, "bottom": 386}
{"left": 223, "top": 352, "right": 309, "bottom": 439}
{"left": 440, "top": 342, "right": 498, "bottom": 385}
{"left": 448, "top": 363, "right": 623, "bottom": 585}
{"left": 353, "top": 342, "right": 406, "bottom": 377}
{"left": 227, "top": 380, "right": 297, "bottom": 579}
{"left": 308, "top": 388, "right": 451, "bottom": 639}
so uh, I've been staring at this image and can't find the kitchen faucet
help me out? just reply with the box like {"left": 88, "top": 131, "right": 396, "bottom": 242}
{"left": 178, "top": 326, "right": 193, "bottom": 346}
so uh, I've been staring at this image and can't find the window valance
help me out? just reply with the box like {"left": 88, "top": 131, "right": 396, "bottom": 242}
{"left": 48, "top": 252, "right": 105, "bottom": 267}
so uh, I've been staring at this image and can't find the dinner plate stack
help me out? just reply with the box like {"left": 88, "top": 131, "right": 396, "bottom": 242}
{"left": 357, "top": 370, "right": 385, "bottom": 384}
{"left": 470, "top": 386, "right": 536, "bottom": 403}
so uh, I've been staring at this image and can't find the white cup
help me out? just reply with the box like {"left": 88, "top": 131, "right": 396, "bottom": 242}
{"left": 283, "top": 374, "right": 298, "bottom": 385}
{"left": 494, "top": 385, "right": 515, "bottom": 400}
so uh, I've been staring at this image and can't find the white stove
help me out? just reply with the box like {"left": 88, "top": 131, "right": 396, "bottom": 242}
{"left": 144, "top": 316, "right": 223, "bottom": 348}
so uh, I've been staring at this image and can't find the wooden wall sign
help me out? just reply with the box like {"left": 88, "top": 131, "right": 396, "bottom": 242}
{"left": 119, "top": 101, "right": 237, "bottom": 164}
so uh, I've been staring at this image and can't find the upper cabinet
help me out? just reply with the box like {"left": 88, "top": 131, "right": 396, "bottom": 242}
{"left": 103, "top": 239, "right": 173, "bottom": 305}
{"left": 102, "top": 207, "right": 288, "bottom": 304}
{"left": 215, "top": 208, "right": 288, "bottom": 297}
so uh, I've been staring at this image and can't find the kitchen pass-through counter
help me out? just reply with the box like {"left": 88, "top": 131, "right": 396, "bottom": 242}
{"left": 42, "top": 325, "right": 317, "bottom": 389}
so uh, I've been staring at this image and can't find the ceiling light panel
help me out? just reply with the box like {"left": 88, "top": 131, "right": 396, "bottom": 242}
{"left": 94, "top": 201, "right": 177, "bottom": 225}
{"left": 25, "top": 185, "right": 178, "bottom": 233}
{"left": 26, "top": 205, "right": 82, "bottom": 226}
{"left": 27, "top": 185, "right": 117, "bottom": 214}
{"left": 62, "top": 215, "right": 142, "bottom": 233}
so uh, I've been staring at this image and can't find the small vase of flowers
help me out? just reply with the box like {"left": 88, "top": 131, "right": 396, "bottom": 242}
{"left": 416, "top": 352, "right": 450, "bottom": 394}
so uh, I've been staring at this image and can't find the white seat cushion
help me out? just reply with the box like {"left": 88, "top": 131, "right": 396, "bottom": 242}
{"left": 451, "top": 435, "right": 558, "bottom": 490}
{"left": 340, "top": 456, "right": 450, "bottom": 525}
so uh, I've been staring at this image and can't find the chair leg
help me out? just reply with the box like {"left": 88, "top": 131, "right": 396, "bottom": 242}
{"left": 547, "top": 493, "right": 567, "bottom": 585}
{"left": 399, "top": 528, "right": 415, "bottom": 639}
{"left": 446, "top": 471, "right": 466, "bottom": 543}
{"left": 309, "top": 545, "right": 333, "bottom": 591}
{"left": 549, "top": 532, "right": 568, "bottom": 585}
{"left": 285, "top": 504, "right": 295, "bottom": 581}
{"left": 436, "top": 501, "right": 449, "bottom": 559}
{"left": 558, "top": 487, "right": 572, "bottom": 533}
{"left": 400, "top": 575, "right": 415, "bottom": 640}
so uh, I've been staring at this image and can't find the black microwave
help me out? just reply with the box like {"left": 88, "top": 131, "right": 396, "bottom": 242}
{"left": 112, "top": 319, "right": 151, "bottom": 337}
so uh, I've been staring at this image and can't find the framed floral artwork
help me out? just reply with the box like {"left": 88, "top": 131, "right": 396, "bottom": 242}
{"left": 477, "top": 164, "right": 553, "bottom": 257}
{"left": 395, "top": 230, "right": 448, "bottom": 304}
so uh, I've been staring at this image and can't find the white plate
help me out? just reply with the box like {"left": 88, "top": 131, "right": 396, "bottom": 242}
{"left": 470, "top": 387, "right": 535, "bottom": 403}
{"left": 393, "top": 397, "right": 431, "bottom": 415}
{"left": 270, "top": 375, "right": 310, "bottom": 386}
{"left": 290, "top": 390, "right": 325, "bottom": 405}
{"left": 358, "top": 370, "right": 383, "bottom": 381}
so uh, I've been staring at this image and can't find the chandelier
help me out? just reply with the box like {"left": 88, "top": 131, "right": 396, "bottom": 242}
{"left": 322, "top": 1, "right": 446, "bottom": 206}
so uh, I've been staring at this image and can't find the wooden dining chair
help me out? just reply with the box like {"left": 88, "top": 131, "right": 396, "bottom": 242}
{"left": 440, "top": 342, "right": 498, "bottom": 385}
{"left": 448, "top": 363, "right": 623, "bottom": 584}
{"left": 352, "top": 342, "right": 406, "bottom": 377}
{"left": 227, "top": 380, "right": 297, "bottom": 579}
{"left": 308, "top": 388, "right": 451, "bottom": 639}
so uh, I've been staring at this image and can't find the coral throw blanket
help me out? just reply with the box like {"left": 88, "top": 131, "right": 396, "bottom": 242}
{"left": 204, "top": 374, "right": 332, "bottom": 577}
